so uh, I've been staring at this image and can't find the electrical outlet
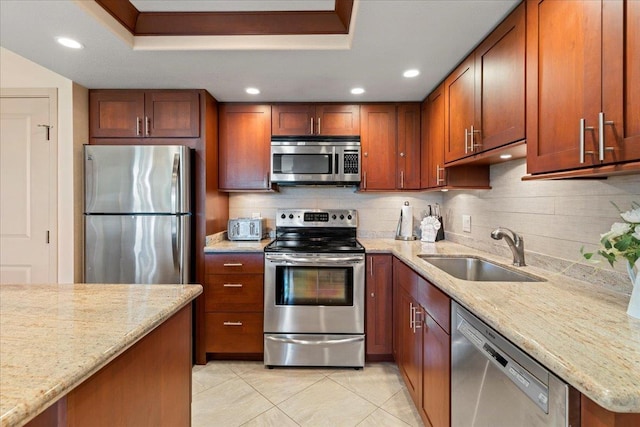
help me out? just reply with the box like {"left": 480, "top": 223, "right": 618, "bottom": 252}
{"left": 462, "top": 215, "right": 471, "bottom": 233}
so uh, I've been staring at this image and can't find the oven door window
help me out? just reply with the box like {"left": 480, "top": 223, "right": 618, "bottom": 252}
{"left": 272, "top": 154, "right": 333, "bottom": 174}
{"left": 275, "top": 266, "right": 353, "bottom": 306}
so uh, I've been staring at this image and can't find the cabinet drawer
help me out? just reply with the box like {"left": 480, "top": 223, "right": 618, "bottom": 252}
{"left": 418, "top": 276, "right": 450, "bottom": 333}
{"left": 205, "top": 274, "right": 263, "bottom": 312}
{"left": 205, "top": 312, "right": 263, "bottom": 353}
{"left": 205, "top": 253, "right": 264, "bottom": 274}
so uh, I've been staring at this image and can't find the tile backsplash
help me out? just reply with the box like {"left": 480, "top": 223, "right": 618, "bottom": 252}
{"left": 229, "top": 187, "right": 444, "bottom": 238}
{"left": 229, "top": 160, "right": 639, "bottom": 293}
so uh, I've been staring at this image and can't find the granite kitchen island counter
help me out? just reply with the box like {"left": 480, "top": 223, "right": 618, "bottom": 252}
{"left": 0, "top": 282, "right": 202, "bottom": 427}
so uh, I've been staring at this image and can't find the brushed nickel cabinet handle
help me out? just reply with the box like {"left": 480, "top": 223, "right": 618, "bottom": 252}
{"left": 145, "top": 116, "right": 150, "bottom": 136}
{"left": 223, "top": 263, "right": 243, "bottom": 267}
{"left": 310, "top": 117, "right": 314, "bottom": 135}
{"left": 436, "top": 164, "right": 445, "bottom": 185}
{"left": 464, "top": 128, "right": 469, "bottom": 154}
{"left": 579, "top": 118, "right": 595, "bottom": 163}
{"left": 223, "top": 283, "right": 243, "bottom": 288}
{"left": 136, "top": 117, "right": 141, "bottom": 136}
{"left": 317, "top": 117, "right": 321, "bottom": 134}
{"left": 598, "top": 112, "right": 615, "bottom": 161}
{"left": 471, "top": 125, "right": 482, "bottom": 151}
{"left": 223, "top": 321, "right": 243, "bottom": 326}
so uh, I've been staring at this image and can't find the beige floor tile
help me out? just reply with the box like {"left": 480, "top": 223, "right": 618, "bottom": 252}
{"left": 357, "top": 408, "right": 412, "bottom": 427}
{"left": 242, "top": 407, "right": 300, "bottom": 427}
{"left": 329, "top": 363, "right": 405, "bottom": 406}
{"left": 379, "top": 389, "right": 424, "bottom": 427}
{"left": 192, "top": 361, "right": 238, "bottom": 396}
{"left": 279, "top": 378, "right": 377, "bottom": 427}
{"left": 192, "top": 377, "right": 274, "bottom": 427}
{"left": 241, "top": 367, "right": 328, "bottom": 404}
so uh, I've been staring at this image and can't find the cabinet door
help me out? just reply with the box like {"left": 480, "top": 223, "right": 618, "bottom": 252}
{"left": 421, "top": 314, "right": 450, "bottom": 427}
{"left": 219, "top": 104, "right": 272, "bottom": 190}
{"left": 271, "top": 104, "right": 314, "bottom": 135}
{"left": 145, "top": 91, "right": 200, "bottom": 138}
{"left": 445, "top": 56, "right": 476, "bottom": 163}
{"left": 526, "top": 0, "right": 602, "bottom": 173}
{"left": 315, "top": 104, "right": 360, "bottom": 135}
{"left": 360, "top": 104, "right": 397, "bottom": 190}
{"left": 475, "top": 1, "right": 525, "bottom": 152}
{"left": 397, "top": 103, "right": 421, "bottom": 189}
{"left": 602, "top": 0, "right": 640, "bottom": 163}
{"left": 365, "top": 254, "right": 393, "bottom": 357}
{"left": 427, "top": 85, "right": 446, "bottom": 188}
{"left": 90, "top": 90, "right": 145, "bottom": 138}
{"left": 399, "top": 289, "right": 422, "bottom": 406}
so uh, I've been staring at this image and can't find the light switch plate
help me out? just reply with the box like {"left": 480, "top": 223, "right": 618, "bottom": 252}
{"left": 462, "top": 215, "right": 471, "bottom": 233}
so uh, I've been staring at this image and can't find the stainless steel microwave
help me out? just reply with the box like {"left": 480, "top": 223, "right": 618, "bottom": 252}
{"left": 270, "top": 136, "right": 361, "bottom": 185}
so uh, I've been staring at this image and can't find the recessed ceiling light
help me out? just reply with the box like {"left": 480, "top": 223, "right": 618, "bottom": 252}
{"left": 56, "top": 37, "right": 83, "bottom": 49}
{"left": 403, "top": 69, "right": 420, "bottom": 78}
{"left": 351, "top": 88, "right": 365, "bottom": 95}
{"left": 246, "top": 87, "right": 260, "bottom": 95}
{"left": 500, "top": 154, "right": 513, "bottom": 160}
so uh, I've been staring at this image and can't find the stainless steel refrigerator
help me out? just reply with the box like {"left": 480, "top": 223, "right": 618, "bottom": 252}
{"left": 84, "top": 145, "right": 191, "bottom": 284}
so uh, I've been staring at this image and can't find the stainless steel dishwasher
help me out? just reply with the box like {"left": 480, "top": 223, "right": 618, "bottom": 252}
{"left": 451, "top": 302, "right": 579, "bottom": 426}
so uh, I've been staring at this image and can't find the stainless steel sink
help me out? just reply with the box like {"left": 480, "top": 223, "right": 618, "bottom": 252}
{"left": 417, "top": 255, "right": 545, "bottom": 282}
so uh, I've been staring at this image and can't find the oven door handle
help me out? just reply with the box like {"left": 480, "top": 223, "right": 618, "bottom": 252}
{"left": 268, "top": 255, "right": 364, "bottom": 264}
{"left": 265, "top": 335, "right": 364, "bottom": 346}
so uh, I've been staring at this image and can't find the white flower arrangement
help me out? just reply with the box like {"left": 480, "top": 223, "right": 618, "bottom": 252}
{"left": 582, "top": 202, "right": 640, "bottom": 268}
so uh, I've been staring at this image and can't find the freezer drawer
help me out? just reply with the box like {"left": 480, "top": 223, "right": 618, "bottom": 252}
{"left": 84, "top": 215, "right": 189, "bottom": 284}
{"left": 84, "top": 145, "right": 190, "bottom": 214}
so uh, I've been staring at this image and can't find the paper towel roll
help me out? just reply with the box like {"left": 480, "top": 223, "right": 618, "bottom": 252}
{"left": 400, "top": 203, "right": 413, "bottom": 237}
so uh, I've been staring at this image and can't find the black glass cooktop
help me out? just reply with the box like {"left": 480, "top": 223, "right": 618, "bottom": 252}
{"left": 264, "top": 227, "right": 364, "bottom": 253}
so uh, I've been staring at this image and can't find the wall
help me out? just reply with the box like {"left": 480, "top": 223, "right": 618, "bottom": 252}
{"left": 0, "top": 47, "right": 86, "bottom": 283}
{"left": 444, "top": 159, "right": 640, "bottom": 292}
{"left": 229, "top": 187, "right": 444, "bottom": 238}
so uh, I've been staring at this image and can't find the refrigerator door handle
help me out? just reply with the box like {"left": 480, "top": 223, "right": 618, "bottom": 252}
{"left": 172, "top": 216, "right": 180, "bottom": 276}
{"left": 85, "top": 150, "right": 95, "bottom": 211}
{"left": 171, "top": 153, "right": 180, "bottom": 214}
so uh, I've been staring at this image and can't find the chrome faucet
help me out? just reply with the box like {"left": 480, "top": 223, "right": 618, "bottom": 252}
{"left": 491, "top": 227, "right": 526, "bottom": 266}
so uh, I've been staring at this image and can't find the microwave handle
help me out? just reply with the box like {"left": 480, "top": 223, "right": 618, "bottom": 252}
{"left": 335, "top": 153, "right": 339, "bottom": 175}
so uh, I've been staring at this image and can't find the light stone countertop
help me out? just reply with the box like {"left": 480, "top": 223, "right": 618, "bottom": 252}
{"left": 0, "top": 283, "right": 202, "bottom": 427}
{"left": 204, "top": 237, "right": 640, "bottom": 413}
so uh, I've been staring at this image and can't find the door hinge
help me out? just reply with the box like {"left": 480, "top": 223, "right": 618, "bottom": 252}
{"left": 46, "top": 230, "right": 50, "bottom": 244}
{"left": 37, "top": 124, "right": 52, "bottom": 141}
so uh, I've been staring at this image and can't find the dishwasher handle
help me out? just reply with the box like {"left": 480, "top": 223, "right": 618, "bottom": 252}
{"left": 457, "top": 318, "right": 550, "bottom": 414}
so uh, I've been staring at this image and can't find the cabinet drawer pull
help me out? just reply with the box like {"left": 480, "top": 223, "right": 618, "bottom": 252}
{"left": 223, "top": 283, "right": 243, "bottom": 288}
{"left": 223, "top": 321, "right": 243, "bottom": 326}
{"left": 579, "top": 118, "right": 595, "bottom": 163}
{"left": 436, "top": 164, "right": 445, "bottom": 185}
{"left": 317, "top": 117, "right": 321, "bottom": 134}
{"left": 136, "top": 117, "right": 141, "bottom": 136}
{"left": 223, "top": 263, "right": 243, "bottom": 267}
{"left": 598, "top": 112, "right": 615, "bottom": 161}
{"left": 145, "top": 116, "right": 150, "bottom": 136}
{"left": 464, "top": 128, "right": 469, "bottom": 153}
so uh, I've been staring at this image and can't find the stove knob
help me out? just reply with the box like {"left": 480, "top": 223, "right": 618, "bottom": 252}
{"left": 289, "top": 214, "right": 294, "bottom": 219}
{"left": 332, "top": 214, "right": 337, "bottom": 220}
{"left": 347, "top": 215, "right": 352, "bottom": 220}
{"left": 280, "top": 214, "right": 286, "bottom": 219}
{"left": 340, "top": 214, "right": 345, "bottom": 220}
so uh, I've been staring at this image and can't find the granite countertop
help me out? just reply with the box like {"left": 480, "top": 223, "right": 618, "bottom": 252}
{"left": 204, "top": 236, "right": 640, "bottom": 413}
{"left": 0, "top": 283, "right": 202, "bottom": 427}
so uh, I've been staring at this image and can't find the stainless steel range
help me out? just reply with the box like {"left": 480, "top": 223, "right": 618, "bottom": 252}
{"left": 263, "top": 209, "right": 365, "bottom": 368}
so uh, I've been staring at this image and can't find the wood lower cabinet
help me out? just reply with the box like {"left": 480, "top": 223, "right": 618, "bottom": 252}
{"left": 90, "top": 90, "right": 200, "bottom": 139}
{"left": 361, "top": 103, "right": 420, "bottom": 191}
{"left": 203, "top": 253, "right": 264, "bottom": 357}
{"left": 365, "top": 254, "right": 393, "bottom": 359}
{"left": 218, "top": 104, "right": 272, "bottom": 190}
{"left": 271, "top": 104, "right": 360, "bottom": 136}
{"left": 526, "top": 0, "right": 640, "bottom": 176}
{"left": 581, "top": 395, "right": 640, "bottom": 427}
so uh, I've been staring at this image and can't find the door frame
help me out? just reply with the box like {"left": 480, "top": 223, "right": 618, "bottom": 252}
{"left": 0, "top": 88, "right": 58, "bottom": 282}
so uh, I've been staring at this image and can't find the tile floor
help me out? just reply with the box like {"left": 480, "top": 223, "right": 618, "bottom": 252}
{"left": 192, "top": 361, "right": 424, "bottom": 426}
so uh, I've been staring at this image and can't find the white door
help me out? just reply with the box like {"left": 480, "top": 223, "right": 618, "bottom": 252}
{"left": 0, "top": 92, "right": 57, "bottom": 283}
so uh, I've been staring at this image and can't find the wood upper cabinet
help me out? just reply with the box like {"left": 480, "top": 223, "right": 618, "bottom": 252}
{"left": 90, "top": 90, "right": 200, "bottom": 138}
{"left": 422, "top": 84, "right": 491, "bottom": 190}
{"left": 445, "top": 1, "right": 525, "bottom": 163}
{"left": 361, "top": 103, "right": 420, "bottom": 191}
{"left": 365, "top": 254, "right": 393, "bottom": 358}
{"left": 527, "top": 0, "right": 640, "bottom": 175}
{"left": 397, "top": 103, "right": 421, "bottom": 190}
{"left": 271, "top": 104, "right": 360, "bottom": 135}
{"left": 218, "top": 104, "right": 272, "bottom": 191}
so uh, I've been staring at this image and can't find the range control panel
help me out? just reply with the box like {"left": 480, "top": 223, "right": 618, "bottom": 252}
{"left": 276, "top": 209, "right": 357, "bottom": 228}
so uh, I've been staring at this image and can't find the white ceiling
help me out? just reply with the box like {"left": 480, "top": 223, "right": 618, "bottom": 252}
{"left": 0, "top": 0, "right": 520, "bottom": 102}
